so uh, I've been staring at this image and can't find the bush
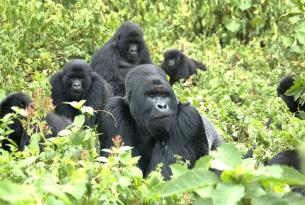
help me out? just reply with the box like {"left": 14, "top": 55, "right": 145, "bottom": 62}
{"left": 0, "top": 0, "right": 305, "bottom": 204}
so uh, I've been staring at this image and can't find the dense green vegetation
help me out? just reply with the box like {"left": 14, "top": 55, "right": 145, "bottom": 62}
{"left": 0, "top": 0, "right": 305, "bottom": 204}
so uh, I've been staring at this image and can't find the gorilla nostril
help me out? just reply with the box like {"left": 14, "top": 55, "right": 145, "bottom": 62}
{"left": 156, "top": 103, "right": 169, "bottom": 111}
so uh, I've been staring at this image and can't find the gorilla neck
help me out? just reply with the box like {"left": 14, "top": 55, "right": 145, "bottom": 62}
{"left": 118, "top": 58, "right": 141, "bottom": 79}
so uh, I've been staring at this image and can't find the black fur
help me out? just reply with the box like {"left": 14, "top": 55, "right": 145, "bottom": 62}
{"left": 267, "top": 149, "right": 305, "bottom": 196}
{"left": 51, "top": 59, "right": 113, "bottom": 126}
{"left": 161, "top": 49, "right": 207, "bottom": 85}
{"left": 277, "top": 75, "right": 305, "bottom": 114}
{"left": 99, "top": 64, "right": 221, "bottom": 179}
{"left": 0, "top": 93, "right": 32, "bottom": 151}
{"left": 0, "top": 93, "right": 71, "bottom": 151}
{"left": 91, "top": 22, "right": 151, "bottom": 96}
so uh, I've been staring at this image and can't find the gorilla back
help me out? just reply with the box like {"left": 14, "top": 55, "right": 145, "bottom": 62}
{"left": 51, "top": 59, "right": 113, "bottom": 126}
{"left": 99, "top": 64, "right": 221, "bottom": 179}
{"left": 91, "top": 22, "right": 151, "bottom": 96}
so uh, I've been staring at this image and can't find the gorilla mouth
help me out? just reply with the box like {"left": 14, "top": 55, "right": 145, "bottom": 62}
{"left": 152, "top": 114, "right": 174, "bottom": 120}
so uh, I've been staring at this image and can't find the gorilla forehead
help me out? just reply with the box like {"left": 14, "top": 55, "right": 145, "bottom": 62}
{"left": 125, "top": 64, "right": 168, "bottom": 90}
{"left": 164, "top": 49, "right": 181, "bottom": 58}
{"left": 117, "top": 21, "right": 143, "bottom": 37}
{"left": 62, "top": 59, "right": 92, "bottom": 76}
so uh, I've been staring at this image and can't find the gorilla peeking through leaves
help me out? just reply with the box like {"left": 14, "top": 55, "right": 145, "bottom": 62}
{"left": 161, "top": 49, "right": 207, "bottom": 85}
{"left": 99, "top": 64, "right": 222, "bottom": 179}
{"left": 91, "top": 22, "right": 151, "bottom": 96}
{"left": 0, "top": 93, "right": 72, "bottom": 151}
{"left": 277, "top": 75, "right": 305, "bottom": 115}
{"left": 266, "top": 149, "right": 305, "bottom": 196}
{"left": 51, "top": 59, "right": 113, "bottom": 127}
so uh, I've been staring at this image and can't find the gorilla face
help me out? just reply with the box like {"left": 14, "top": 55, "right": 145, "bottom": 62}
{"left": 118, "top": 33, "right": 143, "bottom": 63}
{"left": 61, "top": 60, "right": 92, "bottom": 101}
{"left": 126, "top": 65, "right": 178, "bottom": 139}
{"left": 116, "top": 22, "right": 144, "bottom": 64}
{"left": 163, "top": 49, "right": 182, "bottom": 70}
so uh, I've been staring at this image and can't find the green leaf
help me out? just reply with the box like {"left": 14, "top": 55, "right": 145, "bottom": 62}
{"left": 212, "top": 183, "right": 245, "bottom": 205}
{"left": 0, "top": 181, "right": 35, "bottom": 202}
{"left": 238, "top": 0, "right": 252, "bottom": 11}
{"left": 74, "top": 115, "right": 85, "bottom": 128}
{"left": 65, "top": 100, "right": 86, "bottom": 110}
{"left": 150, "top": 168, "right": 219, "bottom": 197}
{"left": 282, "top": 36, "right": 294, "bottom": 48}
{"left": 194, "top": 198, "right": 213, "bottom": 205}
{"left": 225, "top": 19, "right": 241, "bottom": 33}
{"left": 210, "top": 144, "right": 243, "bottom": 171}
{"left": 295, "top": 22, "right": 305, "bottom": 33}
{"left": 81, "top": 106, "right": 94, "bottom": 116}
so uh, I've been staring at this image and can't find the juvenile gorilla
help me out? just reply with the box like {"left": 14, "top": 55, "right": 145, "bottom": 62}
{"left": 51, "top": 59, "right": 112, "bottom": 126}
{"left": 277, "top": 75, "right": 305, "bottom": 114}
{"left": 91, "top": 22, "right": 151, "bottom": 96}
{"left": 0, "top": 93, "right": 72, "bottom": 151}
{"left": 99, "top": 64, "right": 222, "bottom": 179}
{"left": 161, "top": 49, "right": 207, "bottom": 85}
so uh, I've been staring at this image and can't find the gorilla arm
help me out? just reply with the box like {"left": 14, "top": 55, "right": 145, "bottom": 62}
{"left": 145, "top": 102, "right": 209, "bottom": 179}
{"left": 98, "top": 97, "right": 139, "bottom": 155}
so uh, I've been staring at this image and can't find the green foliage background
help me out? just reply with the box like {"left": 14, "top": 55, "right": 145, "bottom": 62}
{"left": 0, "top": 0, "right": 305, "bottom": 204}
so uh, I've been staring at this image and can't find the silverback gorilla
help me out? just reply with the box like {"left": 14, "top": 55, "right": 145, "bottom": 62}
{"left": 161, "top": 49, "right": 207, "bottom": 85}
{"left": 51, "top": 59, "right": 113, "bottom": 127}
{"left": 0, "top": 93, "right": 72, "bottom": 151}
{"left": 99, "top": 64, "right": 222, "bottom": 179}
{"left": 277, "top": 75, "right": 305, "bottom": 114}
{"left": 91, "top": 22, "right": 151, "bottom": 96}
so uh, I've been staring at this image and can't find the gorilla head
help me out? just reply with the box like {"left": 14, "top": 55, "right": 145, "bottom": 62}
{"left": 51, "top": 59, "right": 113, "bottom": 126}
{"left": 61, "top": 59, "right": 92, "bottom": 101}
{"left": 91, "top": 21, "right": 151, "bottom": 96}
{"left": 161, "top": 49, "right": 207, "bottom": 85}
{"left": 125, "top": 64, "right": 178, "bottom": 139}
{"left": 0, "top": 92, "right": 32, "bottom": 116}
{"left": 116, "top": 22, "right": 144, "bottom": 64}
{"left": 163, "top": 49, "right": 183, "bottom": 70}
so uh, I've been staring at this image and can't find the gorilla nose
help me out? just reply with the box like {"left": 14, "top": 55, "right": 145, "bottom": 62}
{"left": 130, "top": 47, "right": 137, "bottom": 55}
{"left": 155, "top": 102, "right": 169, "bottom": 112}
{"left": 168, "top": 60, "right": 175, "bottom": 66}
{"left": 73, "top": 82, "right": 81, "bottom": 89}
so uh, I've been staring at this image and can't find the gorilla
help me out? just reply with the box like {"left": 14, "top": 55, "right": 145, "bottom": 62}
{"left": 91, "top": 22, "right": 151, "bottom": 96}
{"left": 161, "top": 49, "right": 207, "bottom": 85}
{"left": 277, "top": 75, "right": 305, "bottom": 114}
{"left": 266, "top": 149, "right": 305, "bottom": 196}
{"left": 51, "top": 59, "right": 113, "bottom": 127}
{"left": 0, "top": 93, "right": 72, "bottom": 151}
{"left": 99, "top": 64, "right": 222, "bottom": 179}
{"left": 266, "top": 149, "right": 301, "bottom": 170}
